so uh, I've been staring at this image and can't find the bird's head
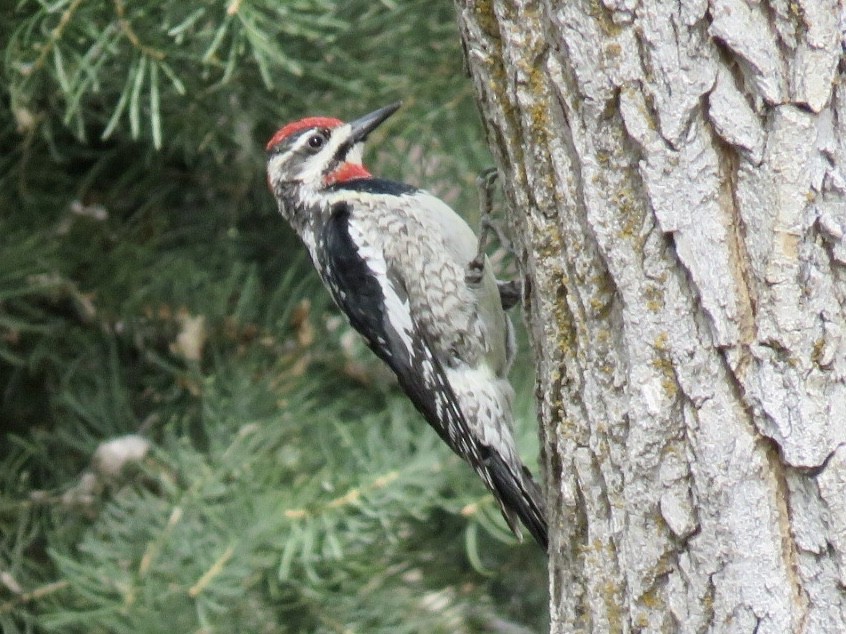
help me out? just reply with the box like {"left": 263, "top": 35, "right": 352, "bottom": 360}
{"left": 266, "top": 102, "right": 401, "bottom": 202}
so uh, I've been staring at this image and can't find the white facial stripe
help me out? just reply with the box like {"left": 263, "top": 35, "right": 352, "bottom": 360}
{"left": 296, "top": 123, "right": 353, "bottom": 184}
{"left": 267, "top": 153, "right": 286, "bottom": 183}
{"left": 268, "top": 123, "right": 368, "bottom": 192}
{"left": 346, "top": 144, "right": 364, "bottom": 165}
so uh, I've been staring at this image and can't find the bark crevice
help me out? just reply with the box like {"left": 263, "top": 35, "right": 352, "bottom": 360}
{"left": 455, "top": 0, "right": 846, "bottom": 630}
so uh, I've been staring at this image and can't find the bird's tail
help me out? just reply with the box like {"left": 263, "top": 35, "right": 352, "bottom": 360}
{"left": 485, "top": 450, "right": 548, "bottom": 552}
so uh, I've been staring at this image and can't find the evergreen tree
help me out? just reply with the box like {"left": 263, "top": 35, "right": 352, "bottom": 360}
{"left": 1, "top": 1, "right": 546, "bottom": 631}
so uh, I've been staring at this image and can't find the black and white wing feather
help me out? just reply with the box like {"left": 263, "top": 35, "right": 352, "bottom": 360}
{"left": 317, "top": 202, "right": 547, "bottom": 550}
{"left": 318, "top": 202, "right": 485, "bottom": 463}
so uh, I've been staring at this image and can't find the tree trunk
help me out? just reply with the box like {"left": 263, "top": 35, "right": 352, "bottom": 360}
{"left": 454, "top": 0, "right": 846, "bottom": 631}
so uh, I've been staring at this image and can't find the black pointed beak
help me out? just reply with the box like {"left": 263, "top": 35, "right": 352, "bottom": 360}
{"left": 348, "top": 102, "right": 402, "bottom": 144}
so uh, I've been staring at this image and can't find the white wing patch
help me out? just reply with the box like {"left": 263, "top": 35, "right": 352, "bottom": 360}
{"left": 346, "top": 219, "right": 415, "bottom": 357}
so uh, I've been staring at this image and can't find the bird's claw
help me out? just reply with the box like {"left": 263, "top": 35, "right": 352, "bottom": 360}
{"left": 468, "top": 168, "right": 522, "bottom": 309}
{"left": 497, "top": 280, "right": 522, "bottom": 310}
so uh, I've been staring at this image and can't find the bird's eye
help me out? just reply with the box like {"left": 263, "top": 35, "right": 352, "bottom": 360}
{"left": 307, "top": 133, "right": 325, "bottom": 150}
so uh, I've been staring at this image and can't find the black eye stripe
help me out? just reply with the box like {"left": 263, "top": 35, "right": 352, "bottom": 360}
{"left": 267, "top": 129, "right": 307, "bottom": 156}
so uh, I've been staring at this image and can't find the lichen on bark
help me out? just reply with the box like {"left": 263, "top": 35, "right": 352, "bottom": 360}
{"left": 455, "top": 0, "right": 846, "bottom": 631}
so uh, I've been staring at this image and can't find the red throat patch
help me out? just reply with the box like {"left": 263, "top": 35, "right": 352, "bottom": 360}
{"left": 324, "top": 162, "right": 372, "bottom": 185}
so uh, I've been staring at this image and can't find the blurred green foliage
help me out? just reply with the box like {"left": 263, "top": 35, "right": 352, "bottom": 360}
{"left": 0, "top": 1, "right": 546, "bottom": 632}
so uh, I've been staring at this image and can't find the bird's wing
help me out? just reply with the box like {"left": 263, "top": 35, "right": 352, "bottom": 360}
{"left": 318, "top": 202, "right": 487, "bottom": 466}
{"left": 318, "top": 201, "right": 547, "bottom": 549}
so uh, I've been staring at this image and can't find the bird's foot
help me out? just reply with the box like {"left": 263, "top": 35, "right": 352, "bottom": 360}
{"left": 497, "top": 279, "right": 522, "bottom": 311}
{"left": 468, "top": 168, "right": 501, "bottom": 286}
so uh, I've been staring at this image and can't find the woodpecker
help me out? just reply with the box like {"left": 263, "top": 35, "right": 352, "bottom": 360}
{"left": 265, "top": 102, "right": 547, "bottom": 550}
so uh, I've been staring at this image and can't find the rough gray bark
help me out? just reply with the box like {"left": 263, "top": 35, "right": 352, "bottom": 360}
{"left": 454, "top": 0, "right": 846, "bottom": 631}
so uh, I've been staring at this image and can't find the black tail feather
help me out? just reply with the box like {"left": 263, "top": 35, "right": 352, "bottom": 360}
{"left": 485, "top": 451, "right": 548, "bottom": 552}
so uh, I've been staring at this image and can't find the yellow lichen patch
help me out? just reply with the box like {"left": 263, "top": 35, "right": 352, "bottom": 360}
{"left": 526, "top": 66, "right": 551, "bottom": 141}
{"left": 653, "top": 358, "right": 679, "bottom": 399}
{"left": 650, "top": 355, "right": 674, "bottom": 374}
{"left": 578, "top": 537, "right": 624, "bottom": 629}
{"left": 473, "top": 0, "right": 501, "bottom": 40}
{"left": 553, "top": 304, "right": 577, "bottom": 357}
{"left": 556, "top": 415, "right": 581, "bottom": 439}
{"left": 811, "top": 337, "right": 826, "bottom": 366}
{"left": 639, "top": 587, "right": 664, "bottom": 609}
{"left": 535, "top": 222, "right": 565, "bottom": 260}
{"left": 587, "top": 0, "right": 624, "bottom": 36}
{"left": 651, "top": 333, "right": 679, "bottom": 397}
{"left": 605, "top": 43, "right": 622, "bottom": 59}
{"left": 644, "top": 283, "right": 665, "bottom": 312}
{"left": 602, "top": 578, "right": 623, "bottom": 631}
{"left": 589, "top": 296, "right": 607, "bottom": 316}
{"left": 702, "top": 587, "right": 715, "bottom": 612}
{"left": 612, "top": 187, "right": 642, "bottom": 240}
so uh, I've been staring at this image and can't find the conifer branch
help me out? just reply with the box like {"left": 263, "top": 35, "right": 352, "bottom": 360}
{"left": 0, "top": 580, "right": 70, "bottom": 615}
{"left": 188, "top": 545, "right": 235, "bottom": 598}
{"left": 28, "top": 0, "right": 84, "bottom": 76}
{"left": 0, "top": 1, "right": 547, "bottom": 629}
{"left": 112, "top": 0, "right": 164, "bottom": 60}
